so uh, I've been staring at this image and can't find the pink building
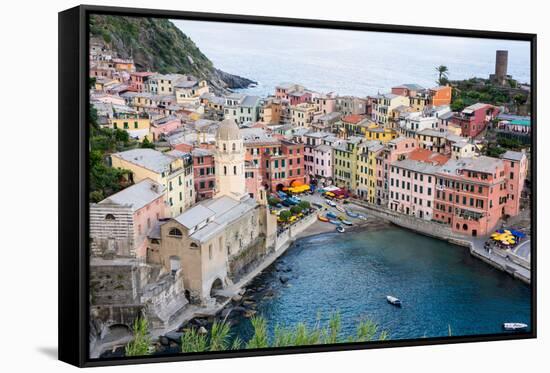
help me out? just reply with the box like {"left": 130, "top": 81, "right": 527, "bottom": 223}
{"left": 303, "top": 132, "right": 332, "bottom": 182}
{"left": 289, "top": 90, "right": 312, "bottom": 106}
{"left": 502, "top": 150, "right": 528, "bottom": 217}
{"left": 130, "top": 71, "right": 155, "bottom": 92}
{"left": 391, "top": 83, "right": 425, "bottom": 98}
{"left": 150, "top": 115, "right": 182, "bottom": 141}
{"left": 388, "top": 149, "right": 448, "bottom": 220}
{"left": 451, "top": 103, "right": 500, "bottom": 138}
{"left": 376, "top": 137, "right": 418, "bottom": 206}
{"left": 313, "top": 94, "right": 337, "bottom": 115}
{"left": 434, "top": 156, "right": 508, "bottom": 237}
{"left": 90, "top": 179, "right": 167, "bottom": 259}
{"left": 275, "top": 83, "right": 304, "bottom": 102}
{"left": 192, "top": 148, "right": 216, "bottom": 201}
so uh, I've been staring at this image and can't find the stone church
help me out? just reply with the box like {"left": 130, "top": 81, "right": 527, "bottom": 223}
{"left": 147, "top": 119, "right": 277, "bottom": 304}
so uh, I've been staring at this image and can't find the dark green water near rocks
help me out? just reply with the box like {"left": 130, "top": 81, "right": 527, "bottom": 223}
{"left": 230, "top": 227, "right": 531, "bottom": 341}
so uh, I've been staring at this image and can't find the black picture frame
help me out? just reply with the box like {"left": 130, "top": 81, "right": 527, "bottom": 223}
{"left": 58, "top": 4, "right": 537, "bottom": 368}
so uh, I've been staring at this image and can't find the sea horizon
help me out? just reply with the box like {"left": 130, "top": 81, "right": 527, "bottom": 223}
{"left": 173, "top": 19, "right": 531, "bottom": 97}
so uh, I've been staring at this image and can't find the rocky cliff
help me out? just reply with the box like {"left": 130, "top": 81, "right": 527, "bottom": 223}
{"left": 90, "top": 15, "right": 255, "bottom": 93}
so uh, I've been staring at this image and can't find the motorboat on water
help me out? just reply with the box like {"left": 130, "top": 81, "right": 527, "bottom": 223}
{"left": 357, "top": 214, "right": 367, "bottom": 221}
{"left": 326, "top": 211, "right": 337, "bottom": 219}
{"left": 336, "top": 226, "right": 345, "bottom": 233}
{"left": 335, "top": 205, "right": 345, "bottom": 213}
{"left": 503, "top": 322, "right": 528, "bottom": 331}
{"left": 326, "top": 199, "right": 337, "bottom": 207}
{"left": 340, "top": 219, "right": 353, "bottom": 226}
{"left": 386, "top": 295, "right": 402, "bottom": 307}
{"left": 329, "top": 219, "right": 341, "bottom": 225}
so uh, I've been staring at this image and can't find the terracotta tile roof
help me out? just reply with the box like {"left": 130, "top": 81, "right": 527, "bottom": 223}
{"left": 342, "top": 114, "right": 365, "bottom": 124}
{"left": 408, "top": 148, "right": 449, "bottom": 165}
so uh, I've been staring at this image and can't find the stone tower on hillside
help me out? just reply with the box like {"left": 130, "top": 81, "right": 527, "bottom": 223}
{"left": 490, "top": 50, "right": 509, "bottom": 85}
{"left": 214, "top": 119, "right": 247, "bottom": 200}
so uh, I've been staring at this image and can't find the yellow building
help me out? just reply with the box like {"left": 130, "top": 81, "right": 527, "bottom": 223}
{"left": 147, "top": 73, "right": 187, "bottom": 95}
{"left": 291, "top": 103, "right": 317, "bottom": 128}
{"left": 175, "top": 79, "right": 209, "bottom": 105}
{"left": 364, "top": 124, "right": 398, "bottom": 143}
{"left": 355, "top": 141, "right": 383, "bottom": 202}
{"left": 111, "top": 149, "right": 194, "bottom": 217}
{"left": 109, "top": 113, "right": 151, "bottom": 141}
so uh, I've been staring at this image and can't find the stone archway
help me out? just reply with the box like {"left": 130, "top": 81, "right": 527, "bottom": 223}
{"left": 210, "top": 278, "right": 224, "bottom": 298}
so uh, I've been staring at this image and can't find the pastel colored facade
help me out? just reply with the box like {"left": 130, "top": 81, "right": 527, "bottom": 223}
{"left": 112, "top": 58, "right": 136, "bottom": 73}
{"left": 371, "top": 93, "right": 410, "bottom": 126}
{"left": 224, "top": 94, "right": 262, "bottom": 124}
{"left": 434, "top": 156, "right": 508, "bottom": 236}
{"left": 399, "top": 106, "right": 451, "bottom": 136}
{"left": 214, "top": 119, "right": 247, "bottom": 200}
{"left": 430, "top": 86, "right": 452, "bottom": 106}
{"left": 146, "top": 73, "right": 186, "bottom": 95}
{"left": 356, "top": 141, "right": 384, "bottom": 202}
{"left": 365, "top": 125, "right": 398, "bottom": 143}
{"left": 242, "top": 129, "right": 306, "bottom": 192}
{"left": 109, "top": 113, "right": 152, "bottom": 141}
{"left": 130, "top": 72, "right": 155, "bottom": 92}
{"left": 376, "top": 137, "right": 418, "bottom": 206}
{"left": 451, "top": 141, "right": 477, "bottom": 160}
{"left": 111, "top": 148, "right": 194, "bottom": 217}
{"left": 451, "top": 103, "right": 500, "bottom": 138}
{"left": 311, "top": 144, "right": 333, "bottom": 181}
{"left": 333, "top": 136, "right": 364, "bottom": 190}
{"left": 288, "top": 90, "right": 313, "bottom": 106}
{"left": 303, "top": 132, "right": 339, "bottom": 182}
{"left": 260, "top": 98, "right": 283, "bottom": 125}
{"left": 389, "top": 158, "right": 440, "bottom": 220}
{"left": 175, "top": 78, "right": 209, "bottom": 105}
{"left": 336, "top": 96, "right": 368, "bottom": 116}
{"left": 281, "top": 140, "right": 307, "bottom": 187}
{"left": 391, "top": 84, "right": 425, "bottom": 98}
{"left": 291, "top": 103, "right": 317, "bottom": 128}
{"left": 313, "top": 94, "right": 337, "bottom": 115}
{"left": 192, "top": 148, "right": 216, "bottom": 201}
{"left": 150, "top": 115, "right": 182, "bottom": 141}
{"left": 502, "top": 151, "right": 528, "bottom": 217}
{"left": 275, "top": 83, "right": 305, "bottom": 102}
{"left": 90, "top": 179, "right": 166, "bottom": 259}
{"left": 340, "top": 114, "right": 370, "bottom": 136}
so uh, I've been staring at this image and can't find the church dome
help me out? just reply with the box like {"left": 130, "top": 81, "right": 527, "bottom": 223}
{"left": 216, "top": 119, "right": 241, "bottom": 141}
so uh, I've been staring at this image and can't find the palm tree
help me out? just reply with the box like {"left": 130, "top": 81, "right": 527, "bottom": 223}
{"left": 435, "top": 65, "right": 449, "bottom": 85}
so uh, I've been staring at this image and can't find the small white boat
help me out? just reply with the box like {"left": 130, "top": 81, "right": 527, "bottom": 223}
{"left": 503, "top": 322, "right": 528, "bottom": 331}
{"left": 335, "top": 205, "right": 345, "bottom": 213}
{"left": 336, "top": 226, "right": 345, "bottom": 233}
{"left": 357, "top": 214, "right": 367, "bottom": 221}
{"left": 386, "top": 295, "right": 402, "bottom": 307}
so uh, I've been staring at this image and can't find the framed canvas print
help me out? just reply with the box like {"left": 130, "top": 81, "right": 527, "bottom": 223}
{"left": 58, "top": 5, "right": 536, "bottom": 367}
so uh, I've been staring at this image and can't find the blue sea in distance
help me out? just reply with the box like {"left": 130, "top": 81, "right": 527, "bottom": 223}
{"left": 231, "top": 228, "right": 531, "bottom": 342}
{"left": 173, "top": 19, "right": 531, "bottom": 97}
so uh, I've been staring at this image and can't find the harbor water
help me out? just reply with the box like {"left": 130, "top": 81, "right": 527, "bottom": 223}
{"left": 230, "top": 227, "right": 531, "bottom": 341}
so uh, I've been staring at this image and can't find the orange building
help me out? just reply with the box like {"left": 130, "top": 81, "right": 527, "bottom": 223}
{"left": 430, "top": 86, "right": 452, "bottom": 106}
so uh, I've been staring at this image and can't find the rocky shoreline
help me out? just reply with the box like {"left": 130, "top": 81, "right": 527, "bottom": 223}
{"left": 98, "top": 214, "right": 390, "bottom": 358}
